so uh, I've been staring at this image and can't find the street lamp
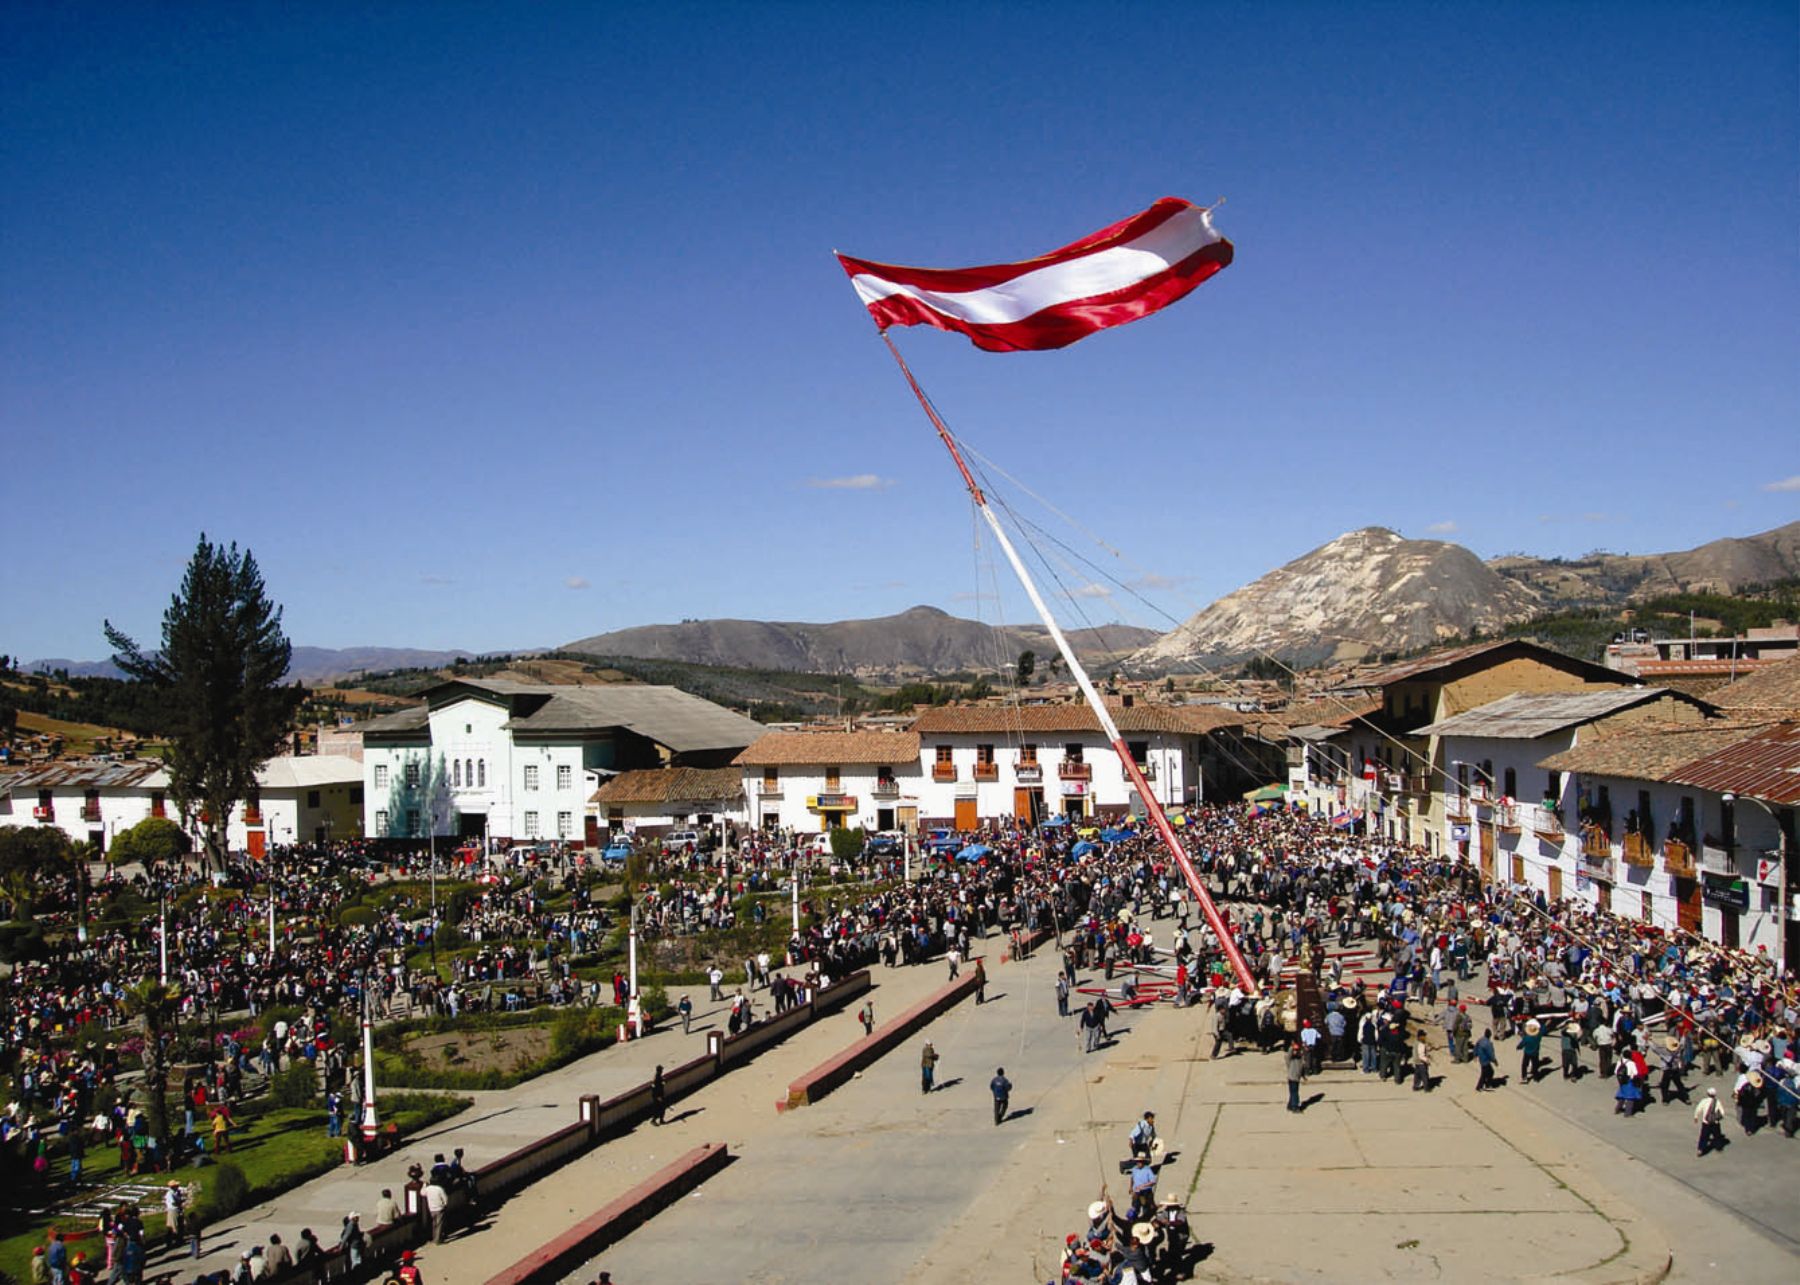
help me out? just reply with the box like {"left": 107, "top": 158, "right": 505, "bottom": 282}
{"left": 358, "top": 968, "right": 379, "bottom": 1145}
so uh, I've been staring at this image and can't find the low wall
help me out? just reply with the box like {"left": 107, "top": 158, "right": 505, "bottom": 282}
{"left": 481, "top": 1143, "right": 733, "bottom": 1285}
{"left": 1005, "top": 925, "right": 1056, "bottom": 962}
{"left": 784, "top": 971, "right": 981, "bottom": 1109}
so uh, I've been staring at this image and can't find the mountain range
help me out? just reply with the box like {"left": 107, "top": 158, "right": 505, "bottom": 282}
{"left": 26, "top": 521, "right": 1798, "bottom": 685}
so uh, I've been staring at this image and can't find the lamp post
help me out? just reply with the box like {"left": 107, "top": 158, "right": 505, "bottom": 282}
{"left": 158, "top": 885, "right": 168, "bottom": 985}
{"left": 626, "top": 899, "right": 641, "bottom": 1038}
{"left": 791, "top": 869, "right": 800, "bottom": 935}
{"left": 358, "top": 969, "right": 378, "bottom": 1143}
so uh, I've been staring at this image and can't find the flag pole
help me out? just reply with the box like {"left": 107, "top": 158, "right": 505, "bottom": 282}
{"left": 875, "top": 330, "right": 1259, "bottom": 997}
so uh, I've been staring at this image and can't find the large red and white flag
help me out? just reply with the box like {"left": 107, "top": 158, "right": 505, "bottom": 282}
{"left": 836, "top": 197, "right": 1231, "bottom": 353}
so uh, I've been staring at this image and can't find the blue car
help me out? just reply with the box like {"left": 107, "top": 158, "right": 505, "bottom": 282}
{"left": 601, "top": 839, "right": 634, "bottom": 864}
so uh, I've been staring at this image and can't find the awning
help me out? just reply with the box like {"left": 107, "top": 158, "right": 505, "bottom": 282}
{"left": 1243, "top": 784, "right": 1288, "bottom": 802}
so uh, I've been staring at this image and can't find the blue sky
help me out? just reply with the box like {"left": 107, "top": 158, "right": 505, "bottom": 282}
{"left": 5, "top": 2, "right": 1795, "bottom": 661}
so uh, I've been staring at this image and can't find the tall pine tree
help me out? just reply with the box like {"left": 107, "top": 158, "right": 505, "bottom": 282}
{"left": 105, "top": 536, "right": 305, "bottom": 866}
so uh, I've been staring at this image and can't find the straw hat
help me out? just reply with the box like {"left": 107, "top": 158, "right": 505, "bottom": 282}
{"left": 1132, "top": 1223, "right": 1157, "bottom": 1245}
{"left": 1087, "top": 1200, "right": 1108, "bottom": 1221}
{"left": 1664, "top": 1036, "right": 1681, "bottom": 1052}
{"left": 1524, "top": 1019, "right": 1542, "bottom": 1036}
{"left": 1748, "top": 1070, "right": 1766, "bottom": 1090}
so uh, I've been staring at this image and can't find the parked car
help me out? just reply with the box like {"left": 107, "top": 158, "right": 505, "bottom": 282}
{"left": 924, "top": 828, "right": 961, "bottom": 855}
{"left": 664, "top": 828, "right": 708, "bottom": 851}
{"left": 866, "top": 832, "right": 902, "bottom": 856}
{"left": 601, "top": 839, "right": 634, "bottom": 864}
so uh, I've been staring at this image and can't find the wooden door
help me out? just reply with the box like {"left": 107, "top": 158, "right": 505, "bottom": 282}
{"left": 1014, "top": 788, "right": 1033, "bottom": 820}
{"left": 1676, "top": 879, "right": 1702, "bottom": 933}
{"left": 1547, "top": 867, "right": 1562, "bottom": 903}
{"left": 248, "top": 830, "right": 266, "bottom": 859}
{"left": 1511, "top": 854, "right": 1525, "bottom": 885}
{"left": 954, "top": 798, "right": 977, "bottom": 830}
{"left": 1595, "top": 882, "right": 1610, "bottom": 913}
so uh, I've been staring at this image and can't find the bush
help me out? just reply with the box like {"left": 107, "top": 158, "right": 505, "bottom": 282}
{"left": 337, "top": 905, "right": 375, "bottom": 928}
{"left": 201, "top": 1160, "right": 250, "bottom": 1221}
{"left": 829, "top": 826, "right": 864, "bottom": 860}
{"left": 434, "top": 924, "right": 466, "bottom": 952}
{"left": 271, "top": 1062, "right": 319, "bottom": 1109}
{"left": 0, "top": 921, "right": 47, "bottom": 964}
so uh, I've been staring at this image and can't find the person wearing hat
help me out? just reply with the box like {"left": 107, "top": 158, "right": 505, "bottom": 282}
{"left": 1519, "top": 1019, "right": 1543, "bottom": 1085}
{"left": 1694, "top": 1087, "right": 1726, "bottom": 1156}
{"left": 1657, "top": 1034, "right": 1690, "bottom": 1105}
{"left": 396, "top": 1249, "right": 423, "bottom": 1285}
{"left": 1128, "top": 1111, "right": 1158, "bottom": 1163}
{"left": 919, "top": 1040, "right": 938, "bottom": 1095}
{"left": 1735, "top": 1067, "right": 1765, "bottom": 1133}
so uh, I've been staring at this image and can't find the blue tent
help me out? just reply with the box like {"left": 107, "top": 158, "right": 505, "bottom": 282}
{"left": 1100, "top": 827, "right": 1131, "bottom": 843}
{"left": 1040, "top": 816, "right": 1070, "bottom": 829}
{"left": 956, "top": 844, "right": 991, "bottom": 862}
{"left": 1071, "top": 840, "right": 1098, "bottom": 857}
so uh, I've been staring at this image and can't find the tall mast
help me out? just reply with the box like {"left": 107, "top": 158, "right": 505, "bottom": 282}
{"left": 879, "top": 332, "right": 1259, "bottom": 996}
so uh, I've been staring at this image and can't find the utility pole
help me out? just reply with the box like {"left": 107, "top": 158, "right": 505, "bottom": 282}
{"left": 158, "top": 887, "right": 168, "bottom": 985}
{"left": 358, "top": 969, "right": 378, "bottom": 1144}
{"left": 626, "top": 900, "right": 641, "bottom": 1038}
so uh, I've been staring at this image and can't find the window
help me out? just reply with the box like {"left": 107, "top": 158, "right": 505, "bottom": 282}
{"left": 477, "top": 760, "right": 486, "bottom": 787}
{"left": 1019, "top": 743, "right": 1037, "bottom": 765}
{"left": 405, "top": 762, "right": 420, "bottom": 788}
{"left": 375, "top": 809, "right": 390, "bottom": 835}
{"left": 1064, "top": 743, "right": 1084, "bottom": 763}
{"left": 307, "top": 789, "right": 321, "bottom": 809}
{"left": 1720, "top": 796, "right": 1736, "bottom": 849}
{"left": 406, "top": 808, "right": 420, "bottom": 836}
{"left": 557, "top": 811, "right": 573, "bottom": 838}
{"left": 524, "top": 764, "right": 540, "bottom": 791}
{"left": 465, "top": 723, "right": 472, "bottom": 734}
{"left": 556, "top": 764, "right": 572, "bottom": 791}
{"left": 763, "top": 767, "right": 778, "bottom": 789}
{"left": 453, "top": 760, "right": 462, "bottom": 787}
{"left": 465, "top": 758, "right": 474, "bottom": 786}
{"left": 1127, "top": 741, "right": 1149, "bottom": 766}
{"left": 151, "top": 791, "right": 166, "bottom": 818}
{"left": 977, "top": 744, "right": 995, "bottom": 765}
{"left": 374, "top": 764, "right": 389, "bottom": 789}
{"left": 935, "top": 745, "right": 953, "bottom": 765}
{"left": 1502, "top": 767, "right": 1516, "bottom": 799}
{"left": 825, "top": 766, "right": 841, "bottom": 791}
{"left": 523, "top": 811, "right": 540, "bottom": 838}
{"left": 350, "top": 786, "right": 363, "bottom": 804}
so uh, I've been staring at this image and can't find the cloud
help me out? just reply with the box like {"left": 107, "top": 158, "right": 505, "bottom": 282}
{"left": 806, "top": 473, "right": 895, "bottom": 490}
{"left": 420, "top": 574, "right": 455, "bottom": 586}
{"left": 1762, "top": 475, "right": 1800, "bottom": 493}
{"left": 565, "top": 576, "right": 591, "bottom": 590}
{"left": 1423, "top": 520, "right": 1459, "bottom": 535}
{"left": 1128, "top": 572, "right": 1189, "bottom": 592}
{"left": 1070, "top": 582, "right": 1113, "bottom": 599}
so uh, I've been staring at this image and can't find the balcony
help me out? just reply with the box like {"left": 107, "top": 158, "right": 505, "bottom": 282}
{"left": 1579, "top": 852, "right": 1615, "bottom": 883}
{"left": 1494, "top": 803, "right": 1521, "bottom": 834}
{"left": 1622, "top": 831, "right": 1655, "bottom": 868}
{"left": 1015, "top": 764, "right": 1043, "bottom": 785}
{"left": 973, "top": 762, "right": 999, "bottom": 782}
{"left": 1133, "top": 760, "right": 1158, "bottom": 782}
{"left": 756, "top": 780, "right": 782, "bottom": 797}
{"left": 243, "top": 808, "right": 263, "bottom": 827}
{"left": 1531, "top": 807, "right": 1565, "bottom": 841}
{"left": 80, "top": 803, "right": 103, "bottom": 823}
{"left": 1445, "top": 795, "right": 1471, "bottom": 822}
{"left": 1663, "top": 838, "right": 1696, "bottom": 878}
{"left": 32, "top": 805, "right": 54, "bottom": 822}
{"left": 1581, "top": 825, "right": 1612, "bottom": 859}
{"left": 1470, "top": 782, "right": 1491, "bottom": 804}
{"left": 932, "top": 763, "right": 957, "bottom": 783}
{"left": 871, "top": 778, "right": 900, "bottom": 798}
{"left": 1058, "top": 762, "right": 1092, "bottom": 782}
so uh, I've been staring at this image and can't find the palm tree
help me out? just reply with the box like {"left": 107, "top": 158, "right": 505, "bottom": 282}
{"left": 123, "top": 979, "right": 181, "bottom": 1159}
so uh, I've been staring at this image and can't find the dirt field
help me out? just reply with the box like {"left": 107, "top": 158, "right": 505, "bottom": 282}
{"left": 404, "top": 1024, "right": 554, "bottom": 1074}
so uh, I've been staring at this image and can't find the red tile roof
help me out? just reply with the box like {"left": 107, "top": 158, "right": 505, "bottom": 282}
{"left": 910, "top": 701, "right": 1243, "bottom": 736}
{"left": 591, "top": 766, "right": 743, "bottom": 806}
{"left": 734, "top": 730, "right": 920, "bottom": 768}
{"left": 1666, "top": 721, "right": 1800, "bottom": 805}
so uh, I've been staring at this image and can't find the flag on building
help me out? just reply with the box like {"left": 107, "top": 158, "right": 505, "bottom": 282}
{"left": 836, "top": 198, "right": 1232, "bottom": 352}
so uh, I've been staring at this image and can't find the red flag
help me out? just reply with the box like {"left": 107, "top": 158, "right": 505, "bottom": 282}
{"left": 837, "top": 198, "right": 1232, "bottom": 353}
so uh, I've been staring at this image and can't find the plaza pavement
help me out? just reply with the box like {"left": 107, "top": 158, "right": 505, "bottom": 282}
{"left": 575, "top": 942, "right": 1793, "bottom": 1285}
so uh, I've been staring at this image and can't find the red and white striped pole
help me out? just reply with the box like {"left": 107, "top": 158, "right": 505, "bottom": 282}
{"left": 878, "top": 332, "right": 1259, "bottom": 996}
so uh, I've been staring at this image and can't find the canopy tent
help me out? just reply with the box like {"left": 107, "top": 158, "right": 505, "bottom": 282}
{"left": 1071, "top": 840, "right": 1098, "bottom": 857}
{"left": 956, "top": 844, "right": 990, "bottom": 862}
{"left": 1100, "top": 827, "right": 1132, "bottom": 843}
{"left": 1243, "top": 784, "right": 1288, "bottom": 803}
{"left": 1040, "top": 816, "right": 1070, "bottom": 829}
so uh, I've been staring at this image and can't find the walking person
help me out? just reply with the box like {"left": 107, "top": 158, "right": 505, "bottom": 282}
{"left": 1694, "top": 1087, "right": 1726, "bottom": 1157}
{"left": 650, "top": 1065, "right": 667, "bottom": 1126}
{"left": 1055, "top": 972, "right": 1070, "bottom": 1018}
{"left": 858, "top": 1000, "right": 874, "bottom": 1036}
{"left": 1474, "top": 1028, "right": 1498, "bottom": 1091}
{"left": 989, "top": 1067, "right": 1012, "bottom": 1125}
{"left": 1411, "top": 1033, "right": 1432, "bottom": 1092}
{"left": 1285, "top": 1042, "right": 1305, "bottom": 1112}
{"left": 1519, "top": 1019, "right": 1543, "bottom": 1085}
{"left": 678, "top": 994, "right": 693, "bottom": 1035}
{"left": 920, "top": 1040, "right": 939, "bottom": 1094}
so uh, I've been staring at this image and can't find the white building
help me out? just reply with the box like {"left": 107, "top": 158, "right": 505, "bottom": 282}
{"left": 1540, "top": 720, "right": 1796, "bottom": 965}
{"left": 0, "top": 754, "right": 364, "bottom": 856}
{"left": 1412, "top": 688, "right": 1713, "bottom": 897}
{"left": 908, "top": 702, "right": 1239, "bottom": 829}
{"left": 359, "top": 678, "right": 762, "bottom": 846}
{"left": 734, "top": 731, "right": 923, "bottom": 834}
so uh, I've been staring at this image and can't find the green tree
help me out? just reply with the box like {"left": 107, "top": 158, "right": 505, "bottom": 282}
{"left": 0, "top": 825, "right": 74, "bottom": 917}
{"left": 123, "top": 978, "right": 180, "bottom": 1153}
{"left": 1016, "top": 650, "right": 1036, "bottom": 685}
{"left": 109, "top": 815, "right": 192, "bottom": 873}
{"left": 105, "top": 536, "right": 306, "bottom": 868}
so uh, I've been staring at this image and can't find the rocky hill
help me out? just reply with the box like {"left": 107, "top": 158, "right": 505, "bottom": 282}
{"left": 564, "top": 606, "right": 1158, "bottom": 678}
{"left": 1133, "top": 528, "right": 1546, "bottom": 672}
{"left": 1490, "top": 520, "right": 1800, "bottom": 604}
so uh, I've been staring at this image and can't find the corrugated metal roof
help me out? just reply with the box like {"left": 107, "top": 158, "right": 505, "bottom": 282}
{"left": 1666, "top": 722, "right": 1800, "bottom": 805}
{"left": 254, "top": 755, "right": 363, "bottom": 790}
{"left": 1357, "top": 639, "right": 1629, "bottom": 690}
{"left": 1413, "top": 688, "right": 1683, "bottom": 739}
{"left": 1, "top": 759, "right": 167, "bottom": 791}
{"left": 357, "top": 706, "right": 430, "bottom": 735}
{"left": 504, "top": 687, "right": 764, "bottom": 753}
